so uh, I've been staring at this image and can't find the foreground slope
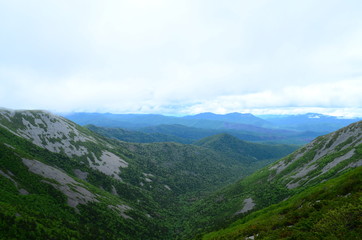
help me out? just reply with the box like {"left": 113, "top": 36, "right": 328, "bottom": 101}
{"left": 202, "top": 166, "right": 362, "bottom": 239}
{"left": 183, "top": 121, "right": 362, "bottom": 239}
{"left": 0, "top": 124, "right": 163, "bottom": 239}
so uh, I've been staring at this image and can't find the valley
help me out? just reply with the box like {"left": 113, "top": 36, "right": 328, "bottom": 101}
{"left": 0, "top": 109, "right": 361, "bottom": 239}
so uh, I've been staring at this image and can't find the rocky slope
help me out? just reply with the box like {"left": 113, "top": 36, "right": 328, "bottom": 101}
{"left": 183, "top": 121, "right": 362, "bottom": 239}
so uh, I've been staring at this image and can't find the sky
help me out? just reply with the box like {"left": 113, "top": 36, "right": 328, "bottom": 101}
{"left": 0, "top": 0, "right": 362, "bottom": 117}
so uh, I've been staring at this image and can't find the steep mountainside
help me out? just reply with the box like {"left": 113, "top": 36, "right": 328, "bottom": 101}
{"left": 202, "top": 167, "right": 362, "bottom": 240}
{"left": 0, "top": 122, "right": 163, "bottom": 239}
{"left": 181, "top": 121, "right": 362, "bottom": 239}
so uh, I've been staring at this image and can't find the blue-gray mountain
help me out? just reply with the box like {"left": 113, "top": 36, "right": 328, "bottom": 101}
{"left": 64, "top": 112, "right": 356, "bottom": 144}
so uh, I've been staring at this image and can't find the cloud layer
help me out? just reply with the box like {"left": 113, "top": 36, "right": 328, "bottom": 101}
{"left": 0, "top": 0, "right": 361, "bottom": 116}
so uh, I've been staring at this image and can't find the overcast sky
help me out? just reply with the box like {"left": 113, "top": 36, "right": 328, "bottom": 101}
{"left": 1, "top": 0, "right": 362, "bottom": 117}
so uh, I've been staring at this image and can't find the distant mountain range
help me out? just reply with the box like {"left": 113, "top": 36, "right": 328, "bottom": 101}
{"left": 65, "top": 112, "right": 360, "bottom": 144}
{"left": 262, "top": 113, "right": 359, "bottom": 132}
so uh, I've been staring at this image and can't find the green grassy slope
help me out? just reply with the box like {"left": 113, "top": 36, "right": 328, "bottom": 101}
{"left": 201, "top": 166, "right": 362, "bottom": 240}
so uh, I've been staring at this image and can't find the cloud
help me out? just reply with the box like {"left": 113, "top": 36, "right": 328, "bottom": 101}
{"left": 0, "top": 1, "right": 361, "bottom": 116}
{"left": 185, "top": 79, "right": 362, "bottom": 114}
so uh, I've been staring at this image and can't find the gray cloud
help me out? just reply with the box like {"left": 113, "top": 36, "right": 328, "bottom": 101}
{"left": 0, "top": 0, "right": 361, "bottom": 116}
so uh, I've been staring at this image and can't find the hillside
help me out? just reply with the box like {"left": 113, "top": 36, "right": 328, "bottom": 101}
{"left": 194, "top": 133, "right": 298, "bottom": 163}
{"left": 181, "top": 121, "right": 362, "bottom": 239}
{"left": 0, "top": 122, "right": 163, "bottom": 239}
{"left": 140, "top": 124, "right": 265, "bottom": 142}
{"left": 202, "top": 167, "right": 362, "bottom": 239}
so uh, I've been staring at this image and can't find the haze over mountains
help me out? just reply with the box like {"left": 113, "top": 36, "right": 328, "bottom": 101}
{"left": 0, "top": 108, "right": 361, "bottom": 239}
{"left": 65, "top": 112, "right": 360, "bottom": 145}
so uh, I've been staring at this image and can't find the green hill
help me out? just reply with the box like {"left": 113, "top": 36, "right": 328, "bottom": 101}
{"left": 86, "top": 124, "right": 191, "bottom": 143}
{"left": 194, "top": 133, "right": 298, "bottom": 163}
{"left": 202, "top": 166, "right": 362, "bottom": 240}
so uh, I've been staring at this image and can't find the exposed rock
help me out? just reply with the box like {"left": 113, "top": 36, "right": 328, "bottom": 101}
{"left": 108, "top": 204, "right": 132, "bottom": 219}
{"left": 0, "top": 169, "right": 30, "bottom": 195}
{"left": 286, "top": 181, "right": 301, "bottom": 189}
{"left": 0, "top": 123, "right": 22, "bottom": 137}
{"left": 111, "top": 185, "right": 119, "bottom": 196}
{"left": 22, "top": 158, "right": 98, "bottom": 208}
{"left": 0, "top": 110, "right": 100, "bottom": 158}
{"left": 312, "top": 125, "right": 360, "bottom": 163}
{"left": 339, "top": 159, "right": 362, "bottom": 172}
{"left": 144, "top": 178, "right": 152, "bottom": 183}
{"left": 235, "top": 198, "right": 255, "bottom": 215}
{"left": 18, "top": 189, "right": 29, "bottom": 195}
{"left": 143, "top": 173, "right": 154, "bottom": 177}
{"left": 290, "top": 164, "right": 317, "bottom": 179}
{"left": 73, "top": 169, "right": 89, "bottom": 180}
{"left": 269, "top": 148, "right": 311, "bottom": 175}
{"left": 88, "top": 151, "right": 128, "bottom": 180}
{"left": 3, "top": 143, "right": 15, "bottom": 149}
{"left": 321, "top": 149, "right": 355, "bottom": 173}
{"left": 0, "top": 169, "right": 18, "bottom": 186}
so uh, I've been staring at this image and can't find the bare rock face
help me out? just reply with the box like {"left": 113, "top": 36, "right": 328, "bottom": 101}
{"left": 235, "top": 198, "right": 255, "bottom": 215}
{"left": 88, "top": 151, "right": 128, "bottom": 180}
{"left": 0, "top": 110, "right": 129, "bottom": 182}
{"left": 73, "top": 169, "right": 89, "bottom": 180}
{"left": 22, "top": 158, "right": 98, "bottom": 208}
{"left": 268, "top": 121, "right": 362, "bottom": 189}
{"left": 0, "top": 110, "right": 96, "bottom": 157}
